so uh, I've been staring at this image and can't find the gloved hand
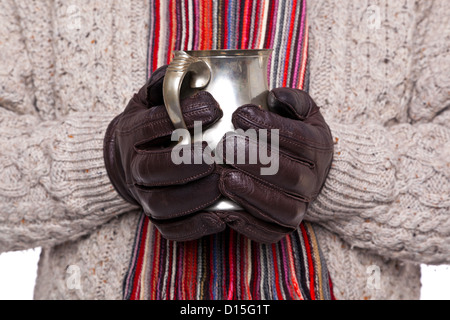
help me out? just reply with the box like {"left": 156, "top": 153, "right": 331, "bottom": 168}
{"left": 104, "top": 66, "right": 227, "bottom": 241}
{"left": 217, "top": 88, "right": 334, "bottom": 243}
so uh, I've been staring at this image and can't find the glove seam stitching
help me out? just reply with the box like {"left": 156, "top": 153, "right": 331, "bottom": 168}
{"left": 148, "top": 192, "right": 222, "bottom": 220}
{"left": 234, "top": 112, "right": 334, "bottom": 150}
{"left": 117, "top": 108, "right": 216, "bottom": 136}
{"left": 221, "top": 172, "right": 306, "bottom": 228}
{"left": 133, "top": 164, "right": 215, "bottom": 187}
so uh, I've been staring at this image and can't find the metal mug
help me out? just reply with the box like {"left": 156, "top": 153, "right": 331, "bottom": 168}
{"left": 163, "top": 49, "right": 273, "bottom": 211}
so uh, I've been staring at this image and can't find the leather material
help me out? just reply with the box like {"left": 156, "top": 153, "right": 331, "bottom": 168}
{"left": 104, "top": 66, "right": 225, "bottom": 240}
{"left": 104, "top": 69, "right": 333, "bottom": 243}
{"left": 217, "top": 88, "right": 334, "bottom": 242}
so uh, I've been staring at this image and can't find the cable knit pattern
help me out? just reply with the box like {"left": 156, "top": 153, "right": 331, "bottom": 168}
{"left": 14, "top": 0, "right": 58, "bottom": 120}
{"left": 315, "top": 225, "right": 421, "bottom": 300}
{"left": 0, "top": 0, "right": 448, "bottom": 299}
{"left": 0, "top": 0, "right": 149, "bottom": 254}
{"left": 34, "top": 212, "right": 140, "bottom": 299}
{"left": 0, "top": 111, "right": 136, "bottom": 252}
{"left": 0, "top": 0, "right": 150, "bottom": 299}
{"left": 306, "top": 0, "right": 450, "bottom": 264}
{"left": 0, "top": 1, "right": 35, "bottom": 116}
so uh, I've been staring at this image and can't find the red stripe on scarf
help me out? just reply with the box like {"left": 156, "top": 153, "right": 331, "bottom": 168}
{"left": 227, "top": 228, "right": 235, "bottom": 299}
{"left": 282, "top": 0, "right": 298, "bottom": 87}
{"left": 166, "top": 240, "right": 173, "bottom": 300}
{"left": 223, "top": 0, "right": 230, "bottom": 49}
{"left": 184, "top": 0, "right": 190, "bottom": 50}
{"left": 264, "top": 0, "right": 275, "bottom": 48}
{"left": 130, "top": 217, "right": 150, "bottom": 300}
{"left": 272, "top": 243, "right": 284, "bottom": 299}
{"left": 300, "top": 223, "right": 316, "bottom": 300}
{"left": 251, "top": 0, "right": 261, "bottom": 49}
{"left": 152, "top": 0, "right": 161, "bottom": 72}
{"left": 167, "top": 0, "right": 175, "bottom": 64}
{"left": 298, "top": 22, "right": 309, "bottom": 89}
{"left": 240, "top": 0, "right": 251, "bottom": 49}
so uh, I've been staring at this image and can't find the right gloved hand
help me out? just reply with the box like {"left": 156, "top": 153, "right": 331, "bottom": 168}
{"left": 103, "top": 66, "right": 227, "bottom": 241}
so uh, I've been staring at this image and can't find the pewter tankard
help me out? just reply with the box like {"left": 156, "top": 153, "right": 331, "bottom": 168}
{"left": 163, "top": 49, "right": 273, "bottom": 211}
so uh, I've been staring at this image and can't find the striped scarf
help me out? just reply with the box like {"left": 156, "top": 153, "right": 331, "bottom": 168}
{"left": 147, "top": 0, "right": 309, "bottom": 89}
{"left": 123, "top": 0, "right": 335, "bottom": 300}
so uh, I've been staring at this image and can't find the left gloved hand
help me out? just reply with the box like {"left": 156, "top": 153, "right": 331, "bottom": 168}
{"left": 103, "top": 66, "right": 227, "bottom": 241}
{"left": 216, "top": 88, "right": 334, "bottom": 243}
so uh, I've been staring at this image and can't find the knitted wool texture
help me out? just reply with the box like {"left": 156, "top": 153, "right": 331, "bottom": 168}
{"left": 0, "top": 0, "right": 448, "bottom": 299}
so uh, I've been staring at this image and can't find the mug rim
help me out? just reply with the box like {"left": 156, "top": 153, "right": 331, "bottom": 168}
{"left": 180, "top": 48, "right": 273, "bottom": 58}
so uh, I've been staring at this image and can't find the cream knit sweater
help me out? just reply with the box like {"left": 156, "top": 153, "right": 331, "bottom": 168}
{"left": 0, "top": 0, "right": 448, "bottom": 300}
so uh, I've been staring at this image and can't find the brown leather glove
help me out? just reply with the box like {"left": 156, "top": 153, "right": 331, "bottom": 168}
{"left": 217, "top": 88, "right": 334, "bottom": 243}
{"left": 104, "top": 66, "right": 227, "bottom": 241}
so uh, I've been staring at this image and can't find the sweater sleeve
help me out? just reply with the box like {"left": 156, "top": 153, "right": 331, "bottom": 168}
{"left": 0, "top": 110, "right": 137, "bottom": 253}
{"left": 0, "top": 1, "right": 138, "bottom": 253}
{"left": 306, "top": 1, "right": 450, "bottom": 264}
{"left": 306, "top": 121, "right": 449, "bottom": 264}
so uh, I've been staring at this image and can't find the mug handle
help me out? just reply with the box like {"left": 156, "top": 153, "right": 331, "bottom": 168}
{"left": 163, "top": 51, "right": 211, "bottom": 144}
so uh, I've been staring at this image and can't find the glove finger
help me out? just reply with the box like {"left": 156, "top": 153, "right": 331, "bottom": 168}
{"left": 120, "top": 91, "right": 223, "bottom": 145}
{"left": 131, "top": 142, "right": 215, "bottom": 187}
{"left": 232, "top": 104, "right": 333, "bottom": 162}
{"left": 147, "top": 65, "right": 168, "bottom": 107}
{"left": 267, "top": 88, "right": 316, "bottom": 121}
{"left": 219, "top": 133, "right": 318, "bottom": 200}
{"left": 268, "top": 88, "right": 333, "bottom": 135}
{"left": 150, "top": 211, "right": 226, "bottom": 242}
{"left": 123, "top": 65, "right": 168, "bottom": 114}
{"left": 215, "top": 210, "right": 294, "bottom": 243}
{"left": 219, "top": 170, "right": 307, "bottom": 230}
{"left": 133, "top": 173, "right": 222, "bottom": 220}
